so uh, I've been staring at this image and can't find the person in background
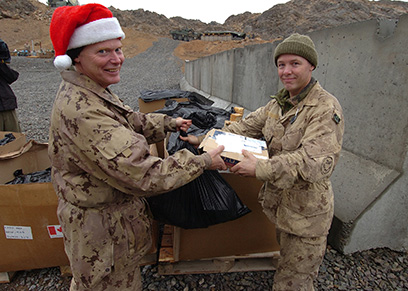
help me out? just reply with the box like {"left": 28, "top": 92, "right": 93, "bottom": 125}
{"left": 0, "top": 38, "right": 21, "bottom": 132}
{"left": 48, "top": 4, "right": 226, "bottom": 290}
{"left": 183, "top": 33, "right": 344, "bottom": 290}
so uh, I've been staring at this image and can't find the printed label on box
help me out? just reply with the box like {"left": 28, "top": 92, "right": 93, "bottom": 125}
{"left": 213, "top": 130, "right": 266, "bottom": 154}
{"left": 4, "top": 225, "right": 33, "bottom": 240}
{"left": 47, "top": 225, "right": 64, "bottom": 238}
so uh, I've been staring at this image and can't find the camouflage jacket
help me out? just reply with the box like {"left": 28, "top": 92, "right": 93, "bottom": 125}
{"left": 48, "top": 71, "right": 211, "bottom": 288}
{"left": 223, "top": 82, "right": 344, "bottom": 237}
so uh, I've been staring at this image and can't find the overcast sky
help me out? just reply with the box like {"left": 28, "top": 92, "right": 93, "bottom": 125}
{"left": 38, "top": 0, "right": 290, "bottom": 23}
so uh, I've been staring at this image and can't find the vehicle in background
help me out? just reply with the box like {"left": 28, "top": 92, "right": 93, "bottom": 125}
{"left": 170, "top": 28, "right": 202, "bottom": 41}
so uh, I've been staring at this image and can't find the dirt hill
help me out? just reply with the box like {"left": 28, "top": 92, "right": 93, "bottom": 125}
{"left": 1, "top": 0, "right": 408, "bottom": 61}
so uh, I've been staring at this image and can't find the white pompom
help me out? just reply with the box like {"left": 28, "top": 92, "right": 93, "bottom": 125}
{"left": 53, "top": 55, "right": 72, "bottom": 71}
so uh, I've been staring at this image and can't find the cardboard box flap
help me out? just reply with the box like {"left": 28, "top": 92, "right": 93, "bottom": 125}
{"left": 0, "top": 141, "right": 50, "bottom": 184}
{"left": 0, "top": 131, "right": 27, "bottom": 156}
{"left": 199, "top": 129, "right": 269, "bottom": 166}
{"left": 0, "top": 140, "right": 47, "bottom": 160}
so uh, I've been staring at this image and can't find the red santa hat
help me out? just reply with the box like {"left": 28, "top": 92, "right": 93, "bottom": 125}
{"left": 50, "top": 3, "right": 125, "bottom": 71}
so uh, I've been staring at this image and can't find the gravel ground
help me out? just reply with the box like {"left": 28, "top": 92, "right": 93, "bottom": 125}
{"left": 2, "top": 37, "right": 407, "bottom": 290}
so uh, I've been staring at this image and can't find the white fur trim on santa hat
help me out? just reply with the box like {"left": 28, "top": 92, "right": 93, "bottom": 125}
{"left": 54, "top": 54, "right": 72, "bottom": 71}
{"left": 67, "top": 17, "right": 125, "bottom": 51}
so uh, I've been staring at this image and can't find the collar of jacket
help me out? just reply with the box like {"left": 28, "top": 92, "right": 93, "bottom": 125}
{"left": 271, "top": 77, "right": 317, "bottom": 114}
{"left": 274, "top": 81, "right": 323, "bottom": 125}
{"left": 60, "top": 70, "right": 132, "bottom": 113}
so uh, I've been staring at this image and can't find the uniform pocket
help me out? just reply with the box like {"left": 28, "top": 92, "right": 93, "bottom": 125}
{"left": 281, "top": 129, "right": 303, "bottom": 151}
{"left": 110, "top": 199, "right": 153, "bottom": 266}
{"left": 122, "top": 208, "right": 152, "bottom": 259}
{"left": 263, "top": 118, "right": 285, "bottom": 151}
{"left": 282, "top": 185, "right": 332, "bottom": 217}
{"left": 95, "top": 128, "right": 136, "bottom": 160}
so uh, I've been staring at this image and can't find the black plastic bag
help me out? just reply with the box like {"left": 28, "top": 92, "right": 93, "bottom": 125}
{"left": 6, "top": 168, "right": 51, "bottom": 184}
{"left": 155, "top": 99, "right": 230, "bottom": 155}
{"left": 139, "top": 89, "right": 214, "bottom": 106}
{"left": 0, "top": 133, "right": 15, "bottom": 146}
{"left": 147, "top": 142, "right": 250, "bottom": 229}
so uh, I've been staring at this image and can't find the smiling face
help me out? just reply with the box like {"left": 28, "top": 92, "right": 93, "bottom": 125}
{"left": 74, "top": 38, "right": 124, "bottom": 88}
{"left": 277, "top": 54, "right": 315, "bottom": 97}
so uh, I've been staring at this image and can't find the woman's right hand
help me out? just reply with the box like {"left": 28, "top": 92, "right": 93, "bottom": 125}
{"left": 207, "top": 145, "right": 227, "bottom": 171}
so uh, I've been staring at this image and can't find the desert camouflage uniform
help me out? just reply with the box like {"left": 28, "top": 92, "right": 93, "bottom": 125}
{"left": 48, "top": 71, "right": 212, "bottom": 290}
{"left": 223, "top": 82, "right": 344, "bottom": 290}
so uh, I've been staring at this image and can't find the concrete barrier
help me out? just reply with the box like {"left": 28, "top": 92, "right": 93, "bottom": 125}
{"left": 181, "top": 14, "right": 408, "bottom": 254}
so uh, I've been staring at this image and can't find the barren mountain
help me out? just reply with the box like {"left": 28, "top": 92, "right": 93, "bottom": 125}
{"left": 1, "top": 0, "right": 408, "bottom": 60}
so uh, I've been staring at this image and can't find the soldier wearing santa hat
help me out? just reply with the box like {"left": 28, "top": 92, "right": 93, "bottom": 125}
{"left": 48, "top": 4, "right": 226, "bottom": 290}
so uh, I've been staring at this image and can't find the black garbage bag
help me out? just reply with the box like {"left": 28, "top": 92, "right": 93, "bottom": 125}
{"left": 0, "top": 133, "right": 16, "bottom": 146}
{"left": 140, "top": 89, "right": 214, "bottom": 106}
{"left": 6, "top": 168, "right": 52, "bottom": 184}
{"left": 155, "top": 99, "right": 230, "bottom": 155}
{"left": 147, "top": 142, "right": 250, "bottom": 229}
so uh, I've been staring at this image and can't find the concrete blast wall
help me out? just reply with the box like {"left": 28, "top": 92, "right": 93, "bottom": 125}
{"left": 183, "top": 15, "right": 408, "bottom": 254}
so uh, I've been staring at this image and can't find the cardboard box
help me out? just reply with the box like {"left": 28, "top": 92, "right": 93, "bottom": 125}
{"left": 140, "top": 97, "right": 279, "bottom": 265}
{"left": 176, "top": 173, "right": 279, "bottom": 261}
{"left": 0, "top": 131, "right": 27, "bottom": 156}
{"left": 138, "top": 97, "right": 189, "bottom": 114}
{"left": 156, "top": 131, "right": 279, "bottom": 263}
{"left": 0, "top": 141, "right": 69, "bottom": 272}
{"left": 0, "top": 141, "right": 160, "bottom": 272}
{"left": 199, "top": 129, "right": 269, "bottom": 167}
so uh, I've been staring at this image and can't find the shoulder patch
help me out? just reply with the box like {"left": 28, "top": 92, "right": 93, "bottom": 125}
{"left": 321, "top": 157, "right": 334, "bottom": 175}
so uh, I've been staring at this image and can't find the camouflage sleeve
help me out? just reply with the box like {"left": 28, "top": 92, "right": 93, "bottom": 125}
{"left": 126, "top": 111, "right": 177, "bottom": 144}
{"left": 256, "top": 104, "right": 344, "bottom": 189}
{"left": 70, "top": 104, "right": 211, "bottom": 197}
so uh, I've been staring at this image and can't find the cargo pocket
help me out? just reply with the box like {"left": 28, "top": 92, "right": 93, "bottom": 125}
{"left": 123, "top": 209, "right": 152, "bottom": 260}
{"left": 95, "top": 128, "right": 136, "bottom": 160}
{"left": 281, "top": 129, "right": 303, "bottom": 151}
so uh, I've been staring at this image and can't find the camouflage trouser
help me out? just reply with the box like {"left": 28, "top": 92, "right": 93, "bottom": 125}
{"left": 273, "top": 231, "right": 327, "bottom": 291}
{"left": 69, "top": 264, "right": 142, "bottom": 291}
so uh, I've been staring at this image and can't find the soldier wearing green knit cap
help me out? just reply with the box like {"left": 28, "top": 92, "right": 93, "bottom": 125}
{"left": 183, "top": 33, "right": 345, "bottom": 290}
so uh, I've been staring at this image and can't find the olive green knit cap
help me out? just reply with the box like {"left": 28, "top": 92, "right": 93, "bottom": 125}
{"left": 274, "top": 33, "right": 318, "bottom": 68}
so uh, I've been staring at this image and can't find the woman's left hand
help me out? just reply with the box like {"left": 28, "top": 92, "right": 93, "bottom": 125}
{"left": 230, "top": 150, "right": 257, "bottom": 177}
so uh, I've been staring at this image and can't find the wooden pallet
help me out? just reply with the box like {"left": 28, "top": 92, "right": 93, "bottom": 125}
{"left": 157, "top": 224, "right": 279, "bottom": 275}
{"left": 158, "top": 252, "right": 279, "bottom": 275}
